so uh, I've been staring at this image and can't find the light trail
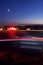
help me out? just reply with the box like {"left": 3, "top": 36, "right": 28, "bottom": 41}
{"left": 19, "top": 30, "right": 43, "bottom": 32}
{"left": 1, "top": 30, "right": 43, "bottom": 32}
{"left": 0, "top": 38, "right": 43, "bottom": 41}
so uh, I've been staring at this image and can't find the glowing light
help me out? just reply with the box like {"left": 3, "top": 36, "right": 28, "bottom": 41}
{"left": 7, "top": 27, "right": 17, "bottom": 30}
{"left": 7, "top": 27, "right": 17, "bottom": 37}
{"left": 0, "top": 28, "right": 3, "bottom": 31}
{"left": 32, "top": 37, "right": 35, "bottom": 38}
{"left": 26, "top": 28, "right": 30, "bottom": 31}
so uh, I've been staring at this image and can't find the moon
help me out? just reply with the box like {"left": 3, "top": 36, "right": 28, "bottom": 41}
{"left": 8, "top": 9, "right": 10, "bottom": 12}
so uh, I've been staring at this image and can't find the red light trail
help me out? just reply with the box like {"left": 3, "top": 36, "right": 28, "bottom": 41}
{"left": 0, "top": 38, "right": 43, "bottom": 41}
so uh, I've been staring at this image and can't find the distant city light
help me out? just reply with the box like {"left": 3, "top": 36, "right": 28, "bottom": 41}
{"left": 26, "top": 28, "right": 30, "bottom": 31}
{"left": 0, "top": 28, "right": 3, "bottom": 31}
{"left": 7, "top": 27, "right": 17, "bottom": 30}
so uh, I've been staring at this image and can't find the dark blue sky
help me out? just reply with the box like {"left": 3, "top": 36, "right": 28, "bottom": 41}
{"left": 0, "top": 0, "right": 43, "bottom": 24}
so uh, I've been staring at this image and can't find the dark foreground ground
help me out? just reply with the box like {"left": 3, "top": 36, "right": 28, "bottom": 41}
{"left": 0, "top": 50, "right": 43, "bottom": 65}
{"left": 0, "top": 41, "right": 43, "bottom": 65}
{"left": 0, "top": 31, "right": 43, "bottom": 64}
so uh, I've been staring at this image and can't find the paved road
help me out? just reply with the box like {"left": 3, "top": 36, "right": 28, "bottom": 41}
{"left": 0, "top": 30, "right": 43, "bottom": 52}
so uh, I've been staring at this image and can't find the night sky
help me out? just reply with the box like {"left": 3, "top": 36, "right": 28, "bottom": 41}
{"left": 0, "top": 0, "right": 43, "bottom": 24}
